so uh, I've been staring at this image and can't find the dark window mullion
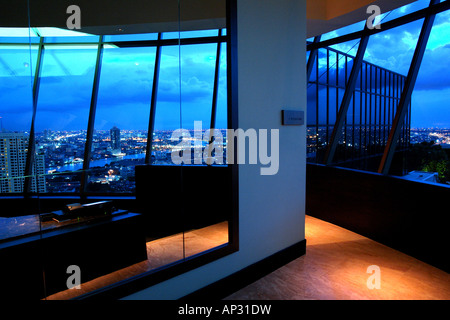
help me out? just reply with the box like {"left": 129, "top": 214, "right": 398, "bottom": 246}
{"left": 146, "top": 33, "right": 163, "bottom": 165}
{"left": 81, "top": 36, "right": 104, "bottom": 198}
{"left": 24, "top": 37, "right": 44, "bottom": 196}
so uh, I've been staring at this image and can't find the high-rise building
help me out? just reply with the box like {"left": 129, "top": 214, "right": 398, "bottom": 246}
{"left": 110, "top": 126, "right": 121, "bottom": 154}
{"left": 0, "top": 132, "right": 46, "bottom": 193}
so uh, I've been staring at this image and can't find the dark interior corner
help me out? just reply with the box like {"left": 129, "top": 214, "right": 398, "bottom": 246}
{"left": 306, "top": 163, "right": 450, "bottom": 273}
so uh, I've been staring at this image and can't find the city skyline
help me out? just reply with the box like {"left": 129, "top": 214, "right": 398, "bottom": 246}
{"left": 1, "top": 124, "right": 449, "bottom": 194}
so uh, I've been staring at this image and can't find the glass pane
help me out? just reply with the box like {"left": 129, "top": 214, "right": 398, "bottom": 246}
{"left": 162, "top": 29, "right": 219, "bottom": 39}
{"left": 1, "top": 0, "right": 233, "bottom": 301}
{"left": 318, "top": 85, "right": 327, "bottom": 125}
{"left": 180, "top": 2, "right": 229, "bottom": 257}
{"left": 215, "top": 41, "right": 228, "bottom": 164}
{"left": 307, "top": 126, "right": 317, "bottom": 162}
{"left": 35, "top": 45, "right": 98, "bottom": 193}
{"left": 364, "top": 18, "right": 424, "bottom": 75}
{"left": 87, "top": 46, "right": 156, "bottom": 193}
{"left": 34, "top": 27, "right": 93, "bottom": 37}
{"left": 316, "top": 48, "right": 328, "bottom": 85}
{"left": 329, "top": 87, "right": 338, "bottom": 125}
{"left": 0, "top": 42, "right": 37, "bottom": 194}
{"left": 180, "top": 43, "right": 217, "bottom": 131}
{"left": 34, "top": 3, "right": 186, "bottom": 300}
{"left": 0, "top": 20, "right": 46, "bottom": 299}
{"left": 406, "top": 8, "right": 450, "bottom": 185}
{"left": 0, "top": 27, "right": 40, "bottom": 44}
{"left": 328, "top": 50, "right": 338, "bottom": 87}
{"left": 152, "top": 45, "right": 181, "bottom": 164}
{"left": 309, "top": 53, "right": 317, "bottom": 82}
{"left": 216, "top": 42, "right": 228, "bottom": 130}
{"left": 321, "top": 20, "right": 365, "bottom": 42}
{"left": 307, "top": 83, "right": 317, "bottom": 126}
{"left": 412, "top": 9, "right": 450, "bottom": 129}
{"left": 337, "top": 53, "right": 347, "bottom": 86}
{"left": 378, "top": 0, "right": 432, "bottom": 24}
{"left": 330, "top": 39, "right": 360, "bottom": 58}
{"left": 355, "top": 91, "right": 362, "bottom": 126}
{"left": 103, "top": 33, "right": 158, "bottom": 43}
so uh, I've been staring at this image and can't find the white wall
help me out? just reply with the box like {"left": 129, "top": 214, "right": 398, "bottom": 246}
{"left": 122, "top": 0, "right": 307, "bottom": 300}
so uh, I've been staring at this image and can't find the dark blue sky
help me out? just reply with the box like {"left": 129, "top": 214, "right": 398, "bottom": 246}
{"left": 1, "top": 0, "right": 449, "bottom": 132}
{"left": 323, "top": 0, "right": 450, "bottom": 128}
{"left": 0, "top": 39, "right": 227, "bottom": 132}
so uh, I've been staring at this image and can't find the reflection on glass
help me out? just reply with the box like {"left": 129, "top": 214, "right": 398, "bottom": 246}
{"left": 406, "top": 9, "right": 450, "bottom": 183}
{"left": 0, "top": 42, "right": 37, "bottom": 194}
{"left": 0, "top": 21, "right": 230, "bottom": 299}
{"left": 1, "top": 0, "right": 232, "bottom": 301}
{"left": 321, "top": 20, "right": 365, "bottom": 42}
{"left": 152, "top": 45, "right": 181, "bottom": 164}
{"left": 87, "top": 46, "right": 156, "bottom": 193}
{"left": 162, "top": 29, "right": 220, "bottom": 40}
{"left": 183, "top": 39, "right": 229, "bottom": 258}
{"left": 377, "top": 0, "right": 432, "bottom": 24}
{"left": 216, "top": 42, "right": 228, "bottom": 161}
{"left": 103, "top": 33, "right": 158, "bottom": 43}
{"left": 364, "top": 19, "right": 424, "bottom": 75}
{"left": 35, "top": 45, "right": 97, "bottom": 193}
{"left": 180, "top": 43, "right": 216, "bottom": 130}
{"left": 307, "top": 41, "right": 408, "bottom": 170}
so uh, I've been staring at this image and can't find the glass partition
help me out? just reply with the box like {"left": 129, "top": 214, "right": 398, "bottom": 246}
{"left": 0, "top": 36, "right": 37, "bottom": 194}
{"left": 86, "top": 45, "right": 156, "bottom": 194}
{"left": 0, "top": 21, "right": 44, "bottom": 299}
{"left": 405, "top": 8, "right": 450, "bottom": 185}
{"left": 0, "top": 0, "right": 232, "bottom": 300}
{"left": 307, "top": 18, "right": 413, "bottom": 171}
{"left": 36, "top": 42, "right": 98, "bottom": 193}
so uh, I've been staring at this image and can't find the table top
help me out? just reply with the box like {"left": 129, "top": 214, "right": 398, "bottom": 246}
{"left": 0, "top": 209, "right": 130, "bottom": 243}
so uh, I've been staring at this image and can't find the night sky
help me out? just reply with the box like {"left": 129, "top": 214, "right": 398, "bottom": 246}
{"left": 324, "top": 0, "right": 450, "bottom": 128}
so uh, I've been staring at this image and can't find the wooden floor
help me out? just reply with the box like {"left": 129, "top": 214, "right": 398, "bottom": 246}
{"left": 46, "top": 215, "right": 449, "bottom": 300}
{"left": 225, "top": 215, "right": 450, "bottom": 300}
{"left": 46, "top": 221, "right": 229, "bottom": 300}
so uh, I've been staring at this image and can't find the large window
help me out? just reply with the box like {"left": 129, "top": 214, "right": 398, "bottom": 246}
{"left": 0, "top": 29, "right": 38, "bottom": 193}
{"left": 0, "top": 0, "right": 234, "bottom": 301}
{"left": 36, "top": 44, "right": 98, "bottom": 193}
{"left": 87, "top": 45, "right": 156, "bottom": 193}
{"left": 0, "top": 30, "right": 227, "bottom": 195}
{"left": 307, "top": 44, "right": 409, "bottom": 171}
{"left": 306, "top": 0, "right": 450, "bottom": 176}
{"left": 304, "top": 0, "right": 450, "bottom": 282}
{"left": 406, "top": 7, "right": 450, "bottom": 184}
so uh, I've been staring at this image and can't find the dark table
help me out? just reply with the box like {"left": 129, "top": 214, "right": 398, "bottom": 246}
{"left": 0, "top": 210, "right": 147, "bottom": 300}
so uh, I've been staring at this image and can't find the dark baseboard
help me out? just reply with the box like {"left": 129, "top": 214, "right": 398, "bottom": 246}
{"left": 180, "top": 239, "right": 307, "bottom": 301}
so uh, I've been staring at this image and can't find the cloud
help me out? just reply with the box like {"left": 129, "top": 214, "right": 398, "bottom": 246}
{"left": 411, "top": 87, "right": 450, "bottom": 128}
{"left": 1, "top": 37, "right": 223, "bottom": 131}
{"left": 314, "top": 1, "right": 450, "bottom": 129}
{"left": 414, "top": 44, "right": 450, "bottom": 91}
